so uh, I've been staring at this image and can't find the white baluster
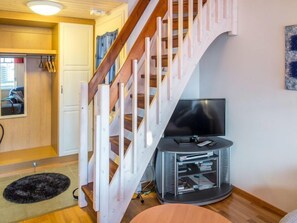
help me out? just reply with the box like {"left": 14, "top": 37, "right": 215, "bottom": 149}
{"left": 215, "top": 0, "right": 222, "bottom": 23}
{"left": 198, "top": 0, "right": 203, "bottom": 42}
{"left": 178, "top": 0, "right": 183, "bottom": 79}
{"left": 207, "top": 0, "right": 212, "bottom": 31}
{"left": 88, "top": 92, "right": 99, "bottom": 184}
{"left": 119, "top": 83, "right": 125, "bottom": 201}
{"left": 132, "top": 60, "right": 138, "bottom": 173}
{"left": 167, "top": 0, "right": 173, "bottom": 100}
{"left": 230, "top": 0, "right": 238, "bottom": 35}
{"left": 157, "top": 17, "right": 162, "bottom": 124}
{"left": 93, "top": 90, "right": 101, "bottom": 212}
{"left": 223, "top": 0, "right": 230, "bottom": 19}
{"left": 93, "top": 113, "right": 100, "bottom": 211}
{"left": 188, "top": 0, "right": 193, "bottom": 57}
{"left": 79, "top": 81, "right": 88, "bottom": 208}
{"left": 145, "top": 37, "right": 151, "bottom": 147}
{"left": 98, "top": 84, "right": 110, "bottom": 223}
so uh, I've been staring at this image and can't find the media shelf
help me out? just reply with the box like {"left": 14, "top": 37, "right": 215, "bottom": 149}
{"left": 155, "top": 137, "right": 233, "bottom": 205}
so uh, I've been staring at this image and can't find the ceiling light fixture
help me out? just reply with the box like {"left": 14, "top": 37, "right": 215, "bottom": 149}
{"left": 90, "top": 9, "right": 106, "bottom": 16}
{"left": 27, "top": 1, "right": 63, "bottom": 16}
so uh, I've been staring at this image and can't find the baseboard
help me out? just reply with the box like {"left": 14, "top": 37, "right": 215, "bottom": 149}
{"left": 0, "top": 154, "right": 79, "bottom": 177}
{"left": 233, "top": 186, "right": 287, "bottom": 217}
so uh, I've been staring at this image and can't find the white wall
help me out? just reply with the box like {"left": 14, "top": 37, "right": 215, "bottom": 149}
{"left": 200, "top": 0, "right": 297, "bottom": 212}
{"left": 181, "top": 64, "right": 200, "bottom": 99}
{"left": 127, "top": 0, "right": 137, "bottom": 14}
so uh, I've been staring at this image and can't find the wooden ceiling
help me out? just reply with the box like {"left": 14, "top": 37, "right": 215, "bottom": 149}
{"left": 0, "top": 0, "right": 127, "bottom": 20}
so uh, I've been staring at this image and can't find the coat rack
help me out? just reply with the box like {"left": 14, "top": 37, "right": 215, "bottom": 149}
{"left": 39, "top": 56, "right": 56, "bottom": 73}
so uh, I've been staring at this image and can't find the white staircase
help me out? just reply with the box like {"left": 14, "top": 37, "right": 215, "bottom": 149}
{"left": 79, "top": 0, "right": 237, "bottom": 222}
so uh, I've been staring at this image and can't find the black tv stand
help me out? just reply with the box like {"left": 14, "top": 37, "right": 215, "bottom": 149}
{"left": 155, "top": 136, "right": 233, "bottom": 205}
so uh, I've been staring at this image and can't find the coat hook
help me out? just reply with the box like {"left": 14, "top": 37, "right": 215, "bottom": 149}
{"left": 51, "top": 56, "right": 56, "bottom": 73}
{"left": 39, "top": 56, "right": 43, "bottom": 68}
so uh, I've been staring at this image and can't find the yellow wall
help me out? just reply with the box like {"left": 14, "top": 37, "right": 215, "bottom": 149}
{"left": 95, "top": 3, "right": 128, "bottom": 70}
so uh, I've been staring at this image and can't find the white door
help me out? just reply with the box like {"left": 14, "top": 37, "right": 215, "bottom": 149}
{"left": 59, "top": 23, "right": 93, "bottom": 156}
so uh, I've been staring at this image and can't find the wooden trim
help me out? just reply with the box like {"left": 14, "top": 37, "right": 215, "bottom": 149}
{"left": 108, "top": 0, "right": 168, "bottom": 111}
{"left": 0, "top": 48, "right": 56, "bottom": 55}
{"left": 51, "top": 24, "right": 59, "bottom": 153}
{"left": 0, "top": 10, "right": 95, "bottom": 28}
{"left": 0, "top": 154, "right": 78, "bottom": 178}
{"left": 232, "top": 186, "right": 287, "bottom": 217}
{"left": 87, "top": 0, "right": 150, "bottom": 104}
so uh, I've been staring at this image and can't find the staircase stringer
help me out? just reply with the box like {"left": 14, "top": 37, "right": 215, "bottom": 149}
{"left": 107, "top": 12, "right": 235, "bottom": 223}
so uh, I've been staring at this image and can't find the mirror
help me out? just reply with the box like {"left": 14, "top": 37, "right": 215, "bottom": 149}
{"left": 0, "top": 56, "right": 26, "bottom": 118}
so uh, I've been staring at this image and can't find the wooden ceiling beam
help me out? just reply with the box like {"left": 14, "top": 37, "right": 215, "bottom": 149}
{"left": 0, "top": 10, "right": 95, "bottom": 28}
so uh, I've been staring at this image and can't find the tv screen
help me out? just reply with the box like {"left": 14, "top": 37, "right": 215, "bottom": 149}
{"left": 164, "top": 99, "right": 226, "bottom": 137}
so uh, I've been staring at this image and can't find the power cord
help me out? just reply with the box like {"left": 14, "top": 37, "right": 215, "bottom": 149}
{"left": 0, "top": 124, "right": 4, "bottom": 144}
{"left": 132, "top": 182, "right": 155, "bottom": 204}
{"left": 132, "top": 163, "right": 156, "bottom": 204}
{"left": 72, "top": 188, "right": 78, "bottom": 200}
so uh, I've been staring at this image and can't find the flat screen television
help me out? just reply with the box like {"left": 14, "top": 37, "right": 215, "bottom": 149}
{"left": 164, "top": 98, "right": 226, "bottom": 138}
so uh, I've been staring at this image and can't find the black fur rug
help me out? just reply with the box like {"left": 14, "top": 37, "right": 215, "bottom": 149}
{"left": 3, "top": 173, "right": 70, "bottom": 204}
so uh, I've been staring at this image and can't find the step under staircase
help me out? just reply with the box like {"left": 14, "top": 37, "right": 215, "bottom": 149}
{"left": 78, "top": 0, "right": 237, "bottom": 222}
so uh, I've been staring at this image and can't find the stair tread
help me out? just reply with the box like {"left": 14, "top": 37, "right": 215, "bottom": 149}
{"left": 162, "top": 34, "right": 186, "bottom": 41}
{"left": 172, "top": 0, "right": 206, "bottom": 4}
{"left": 140, "top": 74, "right": 166, "bottom": 88}
{"left": 173, "top": 0, "right": 198, "bottom": 5}
{"left": 163, "top": 16, "right": 190, "bottom": 23}
{"left": 163, "top": 12, "right": 199, "bottom": 30}
{"left": 81, "top": 158, "right": 118, "bottom": 203}
{"left": 162, "top": 34, "right": 187, "bottom": 49}
{"left": 82, "top": 182, "right": 94, "bottom": 202}
{"left": 172, "top": 0, "right": 207, "bottom": 16}
{"left": 137, "top": 94, "right": 154, "bottom": 102}
{"left": 130, "top": 94, "right": 154, "bottom": 109}
{"left": 109, "top": 159, "right": 118, "bottom": 181}
{"left": 151, "top": 54, "right": 176, "bottom": 67}
{"left": 124, "top": 114, "right": 143, "bottom": 132}
{"left": 173, "top": 2, "right": 198, "bottom": 13}
{"left": 151, "top": 54, "right": 175, "bottom": 59}
{"left": 110, "top": 136, "right": 131, "bottom": 155}
{"left": 140, "top": 74, "right": 166, "bottom": 79}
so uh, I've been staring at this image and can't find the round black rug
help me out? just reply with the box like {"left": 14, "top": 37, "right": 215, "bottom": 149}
{"left": 3, "top": 173, "right": 70, "bottom": 204}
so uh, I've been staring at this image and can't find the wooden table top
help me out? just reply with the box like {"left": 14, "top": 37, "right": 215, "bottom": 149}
{"left": 130, "top": 203, "right": 232, "bottom": 223}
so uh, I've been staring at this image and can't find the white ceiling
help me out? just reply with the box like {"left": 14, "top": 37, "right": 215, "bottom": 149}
{"left": 0, "top": 0, "right": 127, "bottom": 20}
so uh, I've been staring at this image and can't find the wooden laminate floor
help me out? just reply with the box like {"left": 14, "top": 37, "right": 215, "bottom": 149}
{"left": 21, "top": 191, "right": 284, "bottom": 223}
{"left": 3, "top": 151, "right": 282, "bottom": 223}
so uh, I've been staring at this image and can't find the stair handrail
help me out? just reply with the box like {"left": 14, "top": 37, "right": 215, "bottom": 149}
{"left": 109, "top": 0, "right": 168, "bottom": 111}
{"left": 88, "top": 0, "right": 168, "bottom": 110}
{"left": 88, "top": 0, "right": 150, "bottom": 104}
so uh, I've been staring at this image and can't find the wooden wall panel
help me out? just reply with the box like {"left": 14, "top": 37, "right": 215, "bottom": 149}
{"left": 51, "top": 24, "right": 59, "bottom": 154}
{"left": 0, "top": 25, "right": 52, "bottom": 50}
{"left": 0, "top": 58, "right": 51, "bottom": 152}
